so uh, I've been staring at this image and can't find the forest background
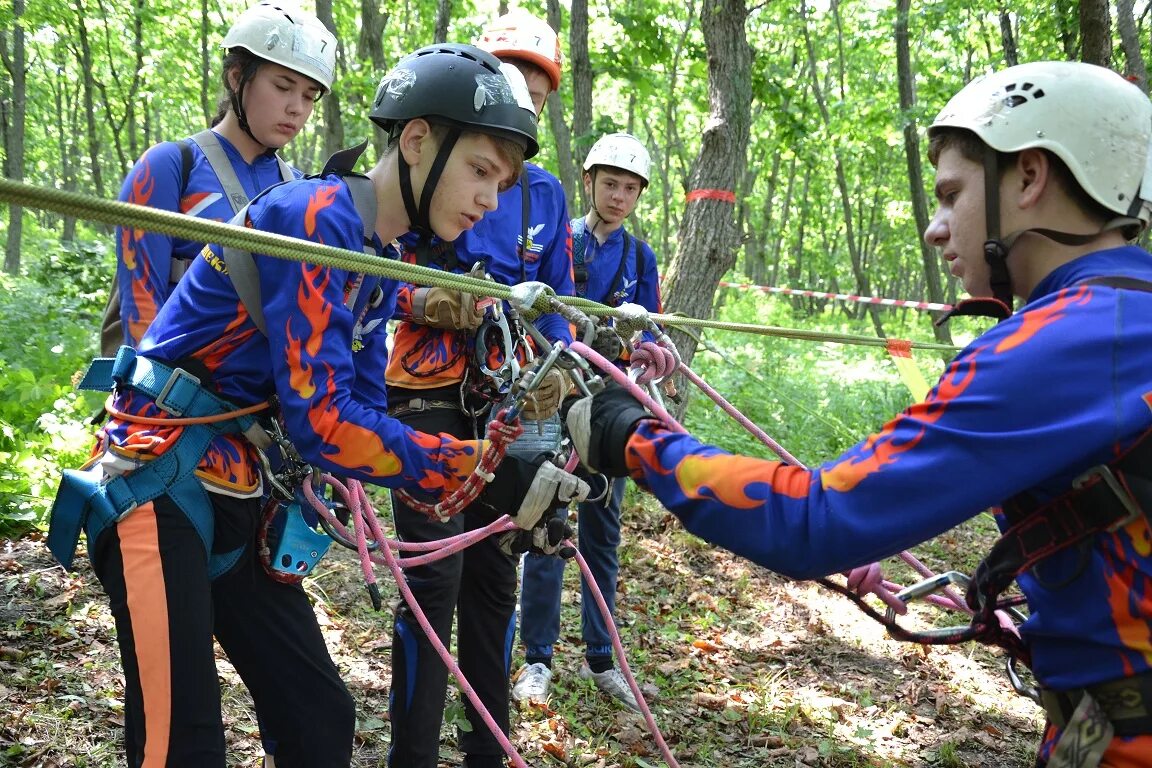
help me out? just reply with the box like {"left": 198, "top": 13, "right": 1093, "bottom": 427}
{"left": 0, "top": 0, "right": 1147, "bottom": 765}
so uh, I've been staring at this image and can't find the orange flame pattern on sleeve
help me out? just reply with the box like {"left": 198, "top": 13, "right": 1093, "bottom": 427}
{"left": 822, "top": 359, "right": 977, "bottom": 493}
{"left": 995, "top": 288, "right": 1089, "bottom": 354}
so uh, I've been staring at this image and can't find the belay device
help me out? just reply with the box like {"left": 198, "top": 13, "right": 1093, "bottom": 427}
{"left": 262, "top": 486, "right": 333, "bottom": 582}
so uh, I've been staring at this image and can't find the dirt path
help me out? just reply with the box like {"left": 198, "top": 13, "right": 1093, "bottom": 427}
{"left": 0, "top": 496, "right": 1040, "bottom": 767}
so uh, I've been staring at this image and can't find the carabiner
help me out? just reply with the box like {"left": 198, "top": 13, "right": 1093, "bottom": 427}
{"left": 475, "top": 313, "right": 519, "bottom": 394}
{"left": 883, "top": 571, "right": 975, "bottom": 639}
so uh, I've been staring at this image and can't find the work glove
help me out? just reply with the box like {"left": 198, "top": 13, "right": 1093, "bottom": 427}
{"left": 562, "top": 384, "right": 654, "bottom": 477}
{"left": 411, "top": 286, "right": 486, "bottom": 330}
{"left": 629, "top": 340, "right": 678, "bottom": 385}
{"left": 515, "top": 359, "right": 568, "bottom": 421}
{"left": 590, "top": 323, "right": 623, "bottom": 361}
{"left": 478, "top": 454, "right": 590, "bottom": 530}
{"left": 499, "top": 509, "right": 577, "bottom": 558}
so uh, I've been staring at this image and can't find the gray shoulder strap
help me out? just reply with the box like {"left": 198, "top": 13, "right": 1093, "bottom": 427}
{"left": 190, "top": 130, "right": 249, "bottom": 214}
{"left": 275, "top": 155, "right": 294, "bottom": 183}
{"left": 220, "top": 204, "right": 270, "bottom": 338}
{"left": 221, "top": 176, "right": 379, "bottom": 338}
{"left": 344, "top": 174, "right": 377, "bottom": 254}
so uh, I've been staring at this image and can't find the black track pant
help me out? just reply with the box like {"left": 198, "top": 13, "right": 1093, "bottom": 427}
{"left": 90, "top": 491, "right": 355, "bottom": 767}
{"left": 387, "top": 402, "right": 519, "bottom": 768}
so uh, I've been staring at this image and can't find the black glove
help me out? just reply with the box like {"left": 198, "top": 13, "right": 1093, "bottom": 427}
{"left": 562, "top": 383, "right": 652, "bottom": 477}
{"left": 477, "top": 454, "right": 590, "bottom": 529}
{"left": 498, "top": 509, "right": 577, "bottom": 558}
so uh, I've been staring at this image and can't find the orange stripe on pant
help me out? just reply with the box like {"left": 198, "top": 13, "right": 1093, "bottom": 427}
{"left": 119, "top": 502, "right": 172, "bottom": 767}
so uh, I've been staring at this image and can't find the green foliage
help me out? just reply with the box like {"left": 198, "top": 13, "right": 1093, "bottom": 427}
{"left": 0, "top": 237, "right": 104, "bottom": 536}
{"left": 682, "top": 285, "right": 939, "bottom": 466}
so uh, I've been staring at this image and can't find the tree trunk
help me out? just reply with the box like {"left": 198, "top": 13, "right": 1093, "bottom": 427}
{"left": 358, "top": 0, "right": 389, "bottom": 157}
{"left": 315, "top": 0, "right": 344, "bottom": 166}
{"left": 201, "top": 0, "right": 212, "bottom": 125}
{"left": 545, "top": 0, "right": 578, "bottom": 212}
{"left": 1116, "top": 0, "right": 1147, "bottom": 91}
{"left": 896, "top": 0, "right": 952, "bottom": 344}
{"left": 433, "top": 0, "right": 451, "bottom": 44}
{"left": 561, "top": 0, "right": 590, "bottom": 213}
{"left": 1079, "top": 0, "right": 1112, "bottom": 66}
{"left": 661, "top": 0, "right": 752, "bottom": 414}
{"left": 72, "top": 0, "right": 106, "bottom": 198}
{"left": 2, "top": 0, "right": 26, "bottom": 274}
{"left": 998, "top": 5, "right": 1018, "bottom": 66}
{"left": 656, "top": 0, "right": 697, "bottom": 258}
{"left": 800, "top": 1, "right": 884, "bottom": 338}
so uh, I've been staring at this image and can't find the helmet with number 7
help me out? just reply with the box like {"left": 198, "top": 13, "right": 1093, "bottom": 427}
{"left": 929, "top": 61, "right": 1152, "bottom": 225}
{"left": 474, "top": 11, "right": 563, "bottom": 92}
{"left": 584, "top": 133, "right": 651, "bottom": 187}
{"left": 221, "top": 2, "right": 337, "bottom": 92}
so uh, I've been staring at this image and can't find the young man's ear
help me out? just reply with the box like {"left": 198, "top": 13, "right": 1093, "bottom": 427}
{"left": 1013, "top": 148, "right": 1051, "bottom": 210}
{"left": 398, "top": 118, "right": 433, "bottom": 166}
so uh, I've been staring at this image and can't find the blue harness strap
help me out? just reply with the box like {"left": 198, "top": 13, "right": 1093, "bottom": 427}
{"left": 49, "top": 347, "right": 253, "bottom": 577}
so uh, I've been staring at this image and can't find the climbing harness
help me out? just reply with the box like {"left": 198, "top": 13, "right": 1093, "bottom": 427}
{"left": 47, "top": 346, "right": 271, "bottom": 578}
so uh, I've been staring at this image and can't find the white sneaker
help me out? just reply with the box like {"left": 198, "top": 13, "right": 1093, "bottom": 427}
{"left": 579, "top": 664, "right": 641, "bottom": 712}
{"left": 511, "top": 662, "right": 553, "bottom": 703}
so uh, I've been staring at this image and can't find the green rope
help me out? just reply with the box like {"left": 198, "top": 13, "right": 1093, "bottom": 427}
{"left": 0, "top": 178, "right": 960, "bottom": 353}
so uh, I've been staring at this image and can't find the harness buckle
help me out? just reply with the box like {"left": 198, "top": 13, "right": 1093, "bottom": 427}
{"left": 1072, "top": 464, "right": 1143, "bottom": 532}
{"left": 153, "top": 366, "right": 202, "bottom": 417}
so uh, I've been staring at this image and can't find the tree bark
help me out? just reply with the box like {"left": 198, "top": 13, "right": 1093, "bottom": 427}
{"left": 433, "top": 0, "right": 451, "bottom": 44}
{"left": 201, "top": 0, "right": 212, "bottom": 126}
{"left": 71, "top": 0, "right": 106, "bottom": 199}
{"left": 358, "top": 0, "right": 389, "bottom": 157}
{"left": 998, "top": 5, "right": 1018, "bottom": 66}
{"left": 1116, "top": 0, "right": 1147, "bottom": 91}
{"left": 315, "top": 0, "right": 344, "bottom": 166}
{"left": 896, "top": 0, "right": 952, "bottom": 344}
{"left": 661, "top": 0, "right": 752, "bottom": 413}
{"left": 546, "top": 0, "right": 578, "bottom": 211}
{"left": 800, "top": 1, "right": 884, "bottom": 338}
{"left": 562, "top": 0, "right": 591, "bottom": 213}
{"left": 2, "top": 0, "right": 26, "bottom": 273}
{"left": 1078, "top": 0, "right": 1112, "bottom": 66}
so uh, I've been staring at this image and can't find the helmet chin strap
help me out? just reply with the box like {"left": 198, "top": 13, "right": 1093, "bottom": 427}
{"left": 397, "top": 125, "right": 462, "bottom": 258}
{"left": 940, "top": 145, "right": 1140, "bottom": 325}
{"left": 229, "top": 60, "right": 265, "bottom": 148}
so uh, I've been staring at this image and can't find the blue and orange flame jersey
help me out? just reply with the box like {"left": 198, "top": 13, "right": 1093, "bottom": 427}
{"left": 624, "top": 246, "right": 1152, "bottom": 692}
{"left": 386, "top": 162, "right": 574, "bottom": 390}
{"left": 115, "top": 134, "right": 301, "bottom": 348}
{"left": 99, "top": 174, "right": 485, "bottom": 499}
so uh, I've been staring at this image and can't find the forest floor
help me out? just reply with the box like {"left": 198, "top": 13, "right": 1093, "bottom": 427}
{"left": 0, "top": 491, "right": 1042, "bottom": 767}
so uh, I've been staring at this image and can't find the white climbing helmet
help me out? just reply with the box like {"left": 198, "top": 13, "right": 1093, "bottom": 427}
{"left": 930, "top": 60, "right": 1152, "bottom": 223}
{"left": 583, "top": 132, "right": 651, "bottom": 186}
{"left": 221, "top": 2, "right": 337, "bottom": 92}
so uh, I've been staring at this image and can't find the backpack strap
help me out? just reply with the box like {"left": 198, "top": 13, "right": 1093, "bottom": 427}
{"left": 189, "top": 130, "right": 251, "bottom": 214}
{"left": 571, "top": 216, "right": 588, "bottom": 299}
{"left": 221, "top": 141, "right": 378, "bottom": 337}
{"left": 607, "top": 232, "right": 633, "bottom": 306}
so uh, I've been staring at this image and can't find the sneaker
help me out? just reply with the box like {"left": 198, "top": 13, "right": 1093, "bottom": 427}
{"left": 511, "top": 662, "right": 553, "bottom": 703}
{"left": 579, "top": 664, "right": 641, "bottom": 712}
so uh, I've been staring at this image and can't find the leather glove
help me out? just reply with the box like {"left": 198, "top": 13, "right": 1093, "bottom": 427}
{"left": 590, "top": 323, "right": 623, "bottom": 361}
{"left": 478, "top": 455, "right": 590, "bottom": 530}
{"left": 562, "top": 384, "right": 653, "bottom": 477}
{"left": 411, "top": 286, "right": 485, "bottom": 330}
{"left": 629, "top": 340, "right": 678, "bottom": 385}
{"left": 515, "top": 359, "right": 567, "bottom": 421}
{"left": 499, "top": 509, "right": 576, "bottom": 558}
